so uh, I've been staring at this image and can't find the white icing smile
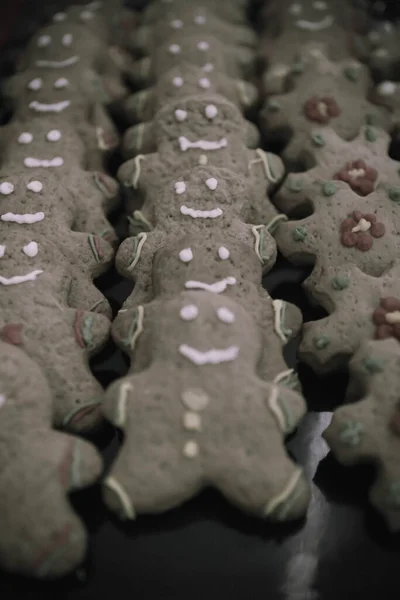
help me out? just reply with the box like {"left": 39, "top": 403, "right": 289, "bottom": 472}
{"left": 179, "top": 136, "right": 227, "bottom": 151}
{"left": 0, "top": 270, "right": 43, "bottom": 285}
{"left": 296, "top": 15, "right": 334, "bottom": 30}
{"left": 1, "top": 212, "right": 45, "bottom": 224}
{"left": 185, "top": 277, "right": 236, "bottom": 294}
{"left": 24, "top": 157, "right": 64, "bottom": 168}
{"left": 29, "top": 100, "right": 70, "bottom": 113}
{"left": 35, "top": 56, "right": 79, "bottom": 68}
{"left": 179, "top": 344, "right": 239, "bottom": 365}
{"left": 180, "top": 205, "right": 222, "bottom": 219}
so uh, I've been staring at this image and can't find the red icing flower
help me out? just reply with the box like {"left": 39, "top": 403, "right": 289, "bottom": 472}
{"left": 372, "top": 297, "right": 400, "bottom": 340}
{"left": 340, "top": 211, "right": 385, "bottom": 251}
{"left": 334, "top": 160, "right": 378, "bottom": 196}
{"left": 304, "top": 96, "right": 341, "bottom": 124}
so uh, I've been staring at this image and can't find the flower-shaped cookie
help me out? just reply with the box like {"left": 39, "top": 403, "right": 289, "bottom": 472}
{"left": 304, "top": 95, "right": 340, "bottom": 123}
{"left": 340, "top": 211, "right": 385, "bottom": 251}
{"left": 373, "top": 297, "right": 400, "bottom": 340}
{"left": 334, "top": 160, "right": 378, "bottom": 195}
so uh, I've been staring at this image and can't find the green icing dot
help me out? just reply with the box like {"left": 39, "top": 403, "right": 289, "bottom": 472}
{"left": 339, "top": 420, "right": 364, "bottom": 447}
{"left": 343, "top": 66, "right": 359, "bottom": 82}
{"left": 331, "top": 276, "right": 349, "bottom": 290}
{"left": 322, "top": 181, "right": 337, "bottom": 196}
{"left": 362, "top": 355, "right": 385, "bottom": 374}
{"left": 365, "top": 126, "right": 377, "bottom": 142}
{"left": 388, "top": 187, "right": 400, "bottom": 203}
{"left": 311, "top": 132, "right": 325, "bottom": 147}
{"left": 285, "top": 178, "right": 304, "bottom": 192}
{"left": 267, "top": 99, "right": 281, "bottom": 112}
{"left": 315, "top": 336, "right": 330, "bottom": 350}
{"left": 292, "top": 226, "right": 307, "bottom": 242}
{"left": 291, "top": 61, "right": 304, "bottom": 74}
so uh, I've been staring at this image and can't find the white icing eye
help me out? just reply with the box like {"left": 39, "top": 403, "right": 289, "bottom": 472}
{"left": 53, "top": 12, "right": 67, "bottom": 21}
{"left": 80, "top": 10, "right": 94, "bottom": 20}
{"left": 62, "top": 33, "right": 73, "bottom": 46}
{"left": 28, "top": 78, "right": 42, "bottom": 91}
{"left": 38, "top": 35, "right": 51, "bottom": 47}
{"left": 217, "top": 307, "right": 235, "bottom": 323}
{"left": 203, "top": 63, "right": 214, "bottom": 72}
{"left": 194, "top": 15, "right": 206, "bottom": 24}
{"left": 46, "top": 130, "right": 62, "bottom": 142}
{"left": 54, "top": 77, "right": 69, "bottom": 89}
{"left": 313, "top": 1, "right": 327, "bottom": 9}
{"left": 179, "top": 248, "right": 193, "bottom": 263}
{"left": 289, "top": 3, "right": 302, "bottom": 15}
{"left": 171, "top": 19, "right": 183, "bottom": 28}
{"left": 27, "top": 181, "right": 43, "bottom": 193}
{"left": 18, "top": 132, "right": 33, "bottom": 144}
{"left": 175, "top": 181, "right": 186, "bottom": 194}
{"left": 172, "top": 76, "right": 183, "bottom": 87}
{"left": 218, "top": 246, "right": 230, "bottom": 260}
{"left": 197, "top": 41, "right": 209, "bottom": 51}
{"left": 23, "top": 241, "right": 38, "bottom": 257}
{"left": 180, "top": 305, "right": 199, "bottom": 321}
{"left": 0, "top": 245, "right": 5, "bottom": 258}
{"left": 169, "top": 44, "right": 181, "bottom": 54}
{"left": 205, "top": 177, "right": 218, "bottom": 190}
{"left": 198, "top": 77, "right": 210, "bottom": 89}
{"left": 0, "top": 182, "right": 14, "bottom": 195}
{"left": 175, "top": 109, "right": 187, "bottom": 122}
{"left": 205, "top": 104, "right": 217, "bottom": 119}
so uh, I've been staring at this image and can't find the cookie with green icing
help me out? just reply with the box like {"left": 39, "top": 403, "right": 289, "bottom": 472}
{"left": 103, "top": 290, "right": 310, "bottom": 521}
{"left": 260, "top": 53, "right": 390, "bottom": 164}
{"left": 122, "top": 64, "right": 258, "bottom": 124}
{"left": 276, "top": 181, "right": 400, "bottom": 290}
{"left": 274, "top": 125, "right": 400, "bottom": 216}
{"left": 0, "top": 341, "right": 103, "bottom": 578}
{"left": 325, "top": 338, "right": 400, "bottom": 531}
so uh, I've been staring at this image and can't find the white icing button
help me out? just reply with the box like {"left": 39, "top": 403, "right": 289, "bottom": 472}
{"left": 383, "top": 21, "right": 393, "bottom": 32}
{"left": 179, "top": 247, "right": 193, "bottom": 263}
{"left": 218, "top": 246, "right": 230, "bottom": 260}
{"left": 377, "top": 80, "right": 397, "bottom": 95}
{"left": 183, "top": 412, "right": 201, "bottom": 431}
{"left": 23, "top": 242, "right": 38, "bottom": 257}
{"left": 172, "top": 76, "right": 183, "bottom": 87}
{"left": 80, "top": 10, "right": 94, "bottom": 20}
{"left": 62, "top": 33, "right": 73, "bottom": 46}
{"left": 18, "top": 132, "right": 33, "bottom": 144}
{"left": 54, "top": 77, "right": 69, "bottom": 89}
{"left": 205, "top": 177, "right": 218, "bottom": 190}
{"left": 175, "top": 109, "right": 187, "bottom": 122}
{"left": 181, "top": 388, "right": 209, "bottom": 411}
{"left": 169, "top": 44, "right": 181, "bottom": 54}
{"left": 205, "top": 104, "right": 217, "bottom": 119}
{"left": 199, "top": 154, "right": 208, "bottom": 165}
{"left": 194, "top": 15, "right": 206, "bottom": 25}
{"left": 0, "top": 182, "right": 14, "bottom": 195}
{"left": 374, "top": 47, "right": 389, "bottom": 57}
{"left": 0, "top": 394, "right": 5, "bottom": 408}
{"left": 313, "top": 0, "right": 327, "bottom": 9}
{"left": 28, "top": 78, "right": 42, "bottom": 91}
{"left": 175, "top": 181, "right": 186, "bottom": 194}
{"left": 27, "top": 181, "right": 43, "bottom": 193}
{"left": 53, "top": 12, "right": 67, "bottom": 21}
{"left": 180, "top": 304, "right": 199, "bottom": 321}
{"left": 198, "top": 77, "right": 210, "bottom": 89}
{"left": 203, "top": 63, "right": 214, "bottom": 72}
{"left": 46, "top": 129, "right": 62, "bottom": 142}
{"left": 38, "top": 35, "right": 51, "bottom": 47}
{"left": 197, "top": 41, "right": 209, "bottom": 51}
{"left": 171, "top": 19, "right": 183, "bottom": 28}
{"left": 0, "top": 245, "right": 5, "bottom": 258}
{"left": 183, "top": 440, "right": 199, "bottom": 458}
{"left": 217, "top": 307, "right": 235, "bottom": 323}
{"left": 289, "top": 3, "right": 302, "bottom": 14}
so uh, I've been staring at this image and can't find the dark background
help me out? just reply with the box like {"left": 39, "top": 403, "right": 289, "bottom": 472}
{"left": 1, "top": 1, "right": 400, "bottom": 598}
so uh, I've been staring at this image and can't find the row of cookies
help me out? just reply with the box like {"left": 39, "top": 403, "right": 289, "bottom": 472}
{"left": 0, "top": 0, "right": 131, "bottom": 579}
{"left": 98, "top": 0, "right": 312, "bottom": 523}
{"left": 257, "top": 1, "right": 400, "bottom": 529}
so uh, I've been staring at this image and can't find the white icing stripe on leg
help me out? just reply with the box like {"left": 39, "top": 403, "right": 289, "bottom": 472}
{"left": 115, "top": 381, "right": 134, "bottom": 427}
{"left": 268, "top": 386, "right": 286, "bottom": 432}
{"left": 264, "top": 468, "right": 303, "bottom": 516}
{"left": 104, "top": 476, "right": 135, "bottom": 520}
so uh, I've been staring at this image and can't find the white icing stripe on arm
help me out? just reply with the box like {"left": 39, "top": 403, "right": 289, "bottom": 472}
{"left": 180, "top": 205, "right": 222, "bottom": 219}
{"left": 179, "top": 136, "right": 227, "bottom": 151}
{"left": 185, "top": 277, "right": 236, "bottom": 294}
{"left": 24, "top": 157, "right": 63, "bottom": 167}
{"left": 1, "top": 212, "right": 45, "bottom": 224}
{"left": 179, "top": 344, "right": 239, "bottom": 365}
{"left": 35, "top": 56, "right": 79, "bottom": 68}
{"left": 29, "top": 100, "right": 70, "bottom": 113}
{"left": 0, "top": 270, "right": 43, "bottom": 285}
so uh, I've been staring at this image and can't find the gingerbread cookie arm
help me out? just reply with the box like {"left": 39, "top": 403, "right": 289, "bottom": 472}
{"left": 122, "top": 89, "right": 156, "bottom": 125}
{"left": 247, "top": 148, "right": 286, "bottom": 225}
{"left": 121, "top": 121, "right": 156, "bottom": 158}
{"left": 325, "top": 339, "right": 400, "bottom": 531}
